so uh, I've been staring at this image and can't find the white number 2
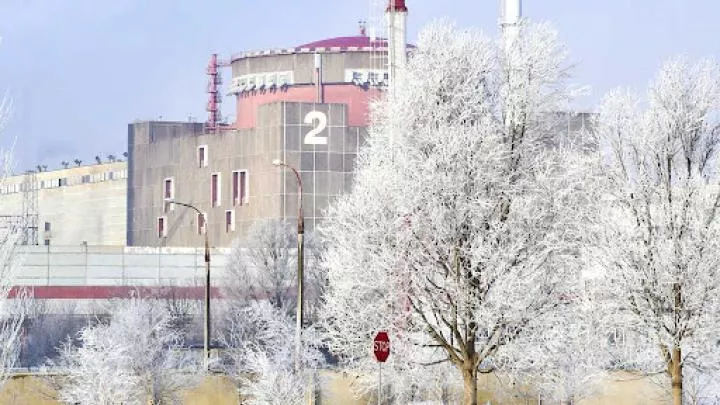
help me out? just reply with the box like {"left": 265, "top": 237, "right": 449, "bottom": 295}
{"left": 303, "top": 111, "right": 328, "bottom": 145}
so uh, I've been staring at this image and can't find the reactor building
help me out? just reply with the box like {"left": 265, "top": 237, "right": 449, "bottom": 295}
{"left": 127, "top": 1, "right": 410, "bottom": 247}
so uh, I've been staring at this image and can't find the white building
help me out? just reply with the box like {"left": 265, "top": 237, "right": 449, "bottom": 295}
{"left": 0, "top": 161, "right": 128, "bottom": 246}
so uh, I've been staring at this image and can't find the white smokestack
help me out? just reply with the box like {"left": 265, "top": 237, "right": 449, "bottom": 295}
{"left": 501, "top": 0, "right": 521, "bottom": 53}
{"left": 502, "top": 0, "right": 521, "bottom": 26}
{"left": 386, "top": 0, "right": 408, "bottom": 92}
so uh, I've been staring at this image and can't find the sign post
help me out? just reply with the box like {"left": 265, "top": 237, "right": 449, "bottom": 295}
{"left": 373, "top": 331, "right": 390, "bottom": 405}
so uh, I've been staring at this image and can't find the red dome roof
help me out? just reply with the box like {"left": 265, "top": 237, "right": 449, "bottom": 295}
{"left": 296, "top": 36, "right": 388, "bottom": 49}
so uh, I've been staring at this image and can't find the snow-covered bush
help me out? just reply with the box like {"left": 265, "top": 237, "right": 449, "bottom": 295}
{"left": 55, "top": 298, "right": 196, "bottom": 405}
{"left": 222, "top": 301, "right": 323, "bottom": 405}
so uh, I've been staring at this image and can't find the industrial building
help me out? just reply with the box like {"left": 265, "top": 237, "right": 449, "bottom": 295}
{"left": 0, "top": 161, "right": 127, "bottom": 246}
{"left": 0, "top": 0, "right": 592, "bottom": 252}
{"left": 126, "top": 1, "right": 411, "bottom": 247}
{"left": 0, "top": 0, "right": 592, "bottom": 301}
{"left": 0, "top": 0, "right": 414, "bottom": 303}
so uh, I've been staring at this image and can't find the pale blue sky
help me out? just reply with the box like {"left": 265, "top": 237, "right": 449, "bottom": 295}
{"left": 0, "top": 0, "right": 718, "bottom": 169}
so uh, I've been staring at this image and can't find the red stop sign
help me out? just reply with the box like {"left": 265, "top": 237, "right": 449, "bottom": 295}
{"left": 373, "top": 331, "right": 390, "bottom": 362}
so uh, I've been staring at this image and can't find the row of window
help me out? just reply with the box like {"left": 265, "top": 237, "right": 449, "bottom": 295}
{"left": 229, "top": 71, "right": 294, "bottom": 93}
{"left": 0, "top": 170, "right": 128, "bottom": 194}
{"left": 162, "top": 170, "right": 249, "bottom": 211}
{"left": 158, "top": 169, "right": 249, "bottom": 238}
{"left": 157, "top": 209, "right": 235, "bottom": 239}
{"left": 345, "top": 69, "right": 389, "bottom": 85}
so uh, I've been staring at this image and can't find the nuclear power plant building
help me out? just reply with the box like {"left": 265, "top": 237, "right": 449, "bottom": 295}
{"left": 127, "top": 20, "right": 411, "bottom": 247}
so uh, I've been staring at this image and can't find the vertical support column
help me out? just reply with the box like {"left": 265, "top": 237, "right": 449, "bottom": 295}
{"left": 385, "top": 0, "right": 408, "bottom": 93}
{"left": 204, "top": 230, "right": 211, "bottom": 370}
{"left": 315, "top": 53, "right": 323, "bottom": 104}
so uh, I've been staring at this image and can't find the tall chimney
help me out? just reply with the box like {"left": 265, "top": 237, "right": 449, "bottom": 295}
{"left": 386, "top": 0, "right": 408, "bottom": 92}
{"left": 501, "top": 0, "right": 521, "bottom": 53}
{"left": 501, "top": 0, "right": 521, "bottom": 26}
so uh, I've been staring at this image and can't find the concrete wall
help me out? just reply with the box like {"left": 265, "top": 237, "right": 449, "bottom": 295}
{"left": 127, "top": 102, "right": 366, "bottom": 248}
{"left": 14, "top": 245, "right": 229, "bottom": 288}
{"left": 236, "top": 84, "right": 381, "bottom": 129}
{"left": 0, "top": 162, "right": 127, "bottom": 246}
{"left": 277, "top": 101, "right": 364, "bottom": 231}
{"left": 128, "top": 118, "right": 283, "bottom": 247}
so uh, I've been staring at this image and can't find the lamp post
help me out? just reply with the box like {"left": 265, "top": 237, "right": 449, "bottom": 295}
{"left": 272, "top": 159, "right": 304, "bottom": 372}
{"left": 164, "top": 198, "right": 211, "bottom": 369}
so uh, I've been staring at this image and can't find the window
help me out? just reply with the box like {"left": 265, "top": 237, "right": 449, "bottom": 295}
{"left": 232, "top": 170, "right": 249, "bottom": 206}
{"left": 225, "top": 210, "right": 235, "bottom": 233}
{"left": 197, "top": 145, "right": 208, "bottom": 168}
{"left": 157, "top": 216, "right": 167, "bottom": 238}
{"left": 58, "top": 178, "right": 68, "bottom": 187}
{"left": 107, "top": 171, "right": 115, "bottom": 180}
{"left": 81, "top": 175, "right": 90, "bottom": 184}
{"left": 163, "top": 178, "right": 174, "bottom": 212}
{"left": 43, "top": 239, "right": 50, "bottom": 246}
{"left": 237, "top": 77, "right": 247, "bottom": 91}
{"left": 197, "top": 212, "right": 206, "bottom": 235}
{"left": 44, "top": 222, "right": 51, "bottom": 232}
{"left": 211, "top": 173, "right": 221, "bottom": 207}
{"left": 266, "top": 73, "right": 277, "bottom": 87}
{"left": 164, "top": 178, "right": 174, "bottom": 199}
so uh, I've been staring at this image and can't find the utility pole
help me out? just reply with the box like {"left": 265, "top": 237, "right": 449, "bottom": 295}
{"left": 164, "top": 199, "right": 211, "bottom": 369}
{"left": 272, "top": 159, "right": 304, "bottom": 372}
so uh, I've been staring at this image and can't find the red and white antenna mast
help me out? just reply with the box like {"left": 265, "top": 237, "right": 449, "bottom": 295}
{"left": 205, "top": 53, "right": 230, "bottom": 133}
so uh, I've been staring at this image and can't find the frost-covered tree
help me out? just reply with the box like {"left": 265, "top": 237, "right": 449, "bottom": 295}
{"left": 226, "top": 220, "right": 297, "bottom": 311}
{"left": 20, "top": 301, "right": 80, "bottom": 367}
{"left": 593, "top": 58, "right": 720, "bottom": 405}
{"left": 55, "top": 299, "right": 196, "bottom": 405}
{"left": 224, "top": 219, "right": 325, "bottom": 320}
{"left": 684, "top": 366, "right": 720, "bottom": 405}
{"left": 0, "top": 92, "right": 31, "bottom": 388}
{"left": 500, "top": 290, "right": 611, "bottom": 405}
{"left": 320, "top": 21, "right": 590, "bottom": 405}
{"left": 221, "top": 301, "right": 323, "bottom": 405}
{"left": 221, "top": 221, "right": 328, "bottom": 403}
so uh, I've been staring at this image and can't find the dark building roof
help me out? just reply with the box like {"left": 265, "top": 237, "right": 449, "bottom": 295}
{"left": 296, "top": 36, "right": 388, "bottom": 49}
{"left": 387, "top": 0, "right": 407, "bottom": 12}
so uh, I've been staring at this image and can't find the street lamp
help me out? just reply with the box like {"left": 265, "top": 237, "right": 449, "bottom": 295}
{"left": 164, "top": 198, "right": 211, "bottom": 369}
{"left": 272, "top": 159, "right": 304, "bottom": 372}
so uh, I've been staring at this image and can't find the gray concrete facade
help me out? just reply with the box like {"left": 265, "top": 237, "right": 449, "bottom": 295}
{"left": 0, "top": 162, "right": 128, "bottom": 246}
{"left": 127, "top": 102, "right": 367, "bottom": 247}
